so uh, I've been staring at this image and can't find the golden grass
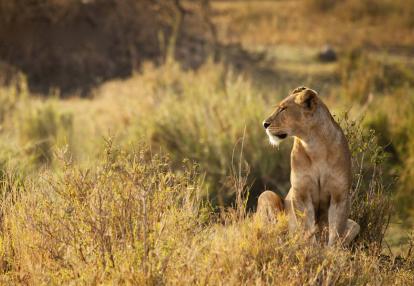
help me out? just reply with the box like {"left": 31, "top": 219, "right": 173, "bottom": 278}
{"left": 212, "top": 0, "right": 414, "bottom": 49}
{"left": 0, "top": 1, "right": 414, "bottom": 284}
{"left": 0, "top": 141, "right": 412, "bottom": 285}
{"left": 0, "top": 61, "right": 411, "bottom": 284}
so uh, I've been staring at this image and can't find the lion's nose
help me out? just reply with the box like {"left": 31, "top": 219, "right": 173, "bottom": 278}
{"left": 263, "top": 121, "right": 271, "bottom": 129}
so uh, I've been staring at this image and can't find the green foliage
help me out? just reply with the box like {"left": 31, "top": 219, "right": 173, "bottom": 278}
{"left": 391, "top": 95, "right": 414, "bottom": 219}
{"left": 18, "top": 102, "right": 74, "bottom": 166}
{"left": 0, "top": 74, "right": 28, "bottom": 124}
{"left": 360, "top": 90, "right": 414, "bottom": 220}
{"left": 121, "top": 62, "right": 395, "bottom": 248}
{"left": 135, "top": 63, "right": 290, "bottom": 207}
{"left": 0, "top": 62, "right": 409, "bottom": 284}
{"left": 338, "top": 49, "right": 414, "bottom": 103}
{"left": 129, "top": 63, "right": 394, "bottom": 246}
{"left": 339, "top": 114, "right": 392, "bottom": 247}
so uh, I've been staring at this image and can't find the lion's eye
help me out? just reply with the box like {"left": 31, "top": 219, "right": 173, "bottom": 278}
{"left": 280, "top": 107, "right": 287, "bottom": 113}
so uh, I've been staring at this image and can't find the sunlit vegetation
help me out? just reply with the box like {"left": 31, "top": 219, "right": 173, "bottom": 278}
{"left": 0, "top": 0, "right": 414, "bottom": 284}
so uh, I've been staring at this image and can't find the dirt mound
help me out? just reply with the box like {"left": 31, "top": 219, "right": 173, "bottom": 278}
{"left": 0, "top": 0, "right": 216, "bottom": 95}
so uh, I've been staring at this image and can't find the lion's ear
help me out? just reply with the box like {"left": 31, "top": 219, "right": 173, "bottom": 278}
{"left": 295, "top": 88, "right": 318, "bottom": 110}
{"left": 291, "top": 86, "right": 307, "bottom": 94}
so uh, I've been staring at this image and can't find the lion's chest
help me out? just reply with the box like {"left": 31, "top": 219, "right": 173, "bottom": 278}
{"left": 291, "top": 156, "right": 348, "bottom": 205}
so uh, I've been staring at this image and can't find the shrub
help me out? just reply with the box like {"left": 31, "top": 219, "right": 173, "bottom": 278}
{"left": 0, "top": 142, "right": 412, "bottom": 285}
{"left": 364, "top": 112, "right": 399, "bottom": 163}
{"left": 338, "top": 49, "right": 414, "bottom": 103}
{"left": 18, "top": 102, "right": 74, "bottom": 166}
{"left": 0, "top": 141, "right": 208, "bottom": 284}
{"left": 132, "top": 63, "right": 394, "bottom": 241}
{"left": 135, "top": 63, "right": 291, "bottom": 208}
{"left": 360, "top": 89, "right": 414, "bottom": 220}
{"left": 0, "top": 73, "right": 28, "bottom": 124}
{"left": 392, "top": 94, "right": 414, "bottom": 219}
{"left": 339, "top": 114, "right": 392, "bottom": 248}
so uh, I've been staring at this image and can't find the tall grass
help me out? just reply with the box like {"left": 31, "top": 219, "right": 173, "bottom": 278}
{"left": 363, "top": 89, "right": 414, "bottom": 220}
{"left": 0, "top": 141, "right": 207, "bottom": 284}
{"left": 334, "top": 47, "right": 414, "bottom": 221}
{"left": 129, "top": 63, "right": 394, "bottom": 241}
{"left": 0, "top": 61, "right": 410, "bottom": 284}
{"left": 134, "top": 62, "right": 291, "bottom": 207}
{"left": 307, "top": 0, "right": 414, "bottom": 27}
{"left": 0, "top": 73, "right": 27, "bottom": 124}
{"left": 340, "top": 114, "right": 392, "bottom": 247}
{"left": 338, "top": 49, "right": 414, "bottom": 104}
{"left": 0, "top": 142, "right": 412, "bottom": 285}
{"left": 18, "top": 102, "right": 74, "bottom": 166}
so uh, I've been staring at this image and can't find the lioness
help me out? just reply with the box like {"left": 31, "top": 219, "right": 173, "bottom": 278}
{"left": 259, "top": 87, "right": 360, "bottom": 246}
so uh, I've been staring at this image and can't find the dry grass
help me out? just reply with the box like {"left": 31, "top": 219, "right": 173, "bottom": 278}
{"left": 0, "top": 62, "right": 411, "bottom": 284}
{"left": 0, "top": 140, "right": 412, "bottom": 285}
{"left": 0, "top": 142, "right": 412, "bottom": 284}
{"left": 0, "top": 1, "right": 414, "bottom": 284}
{"left": 212, "top": 0, "right": 414, "bottom": 49}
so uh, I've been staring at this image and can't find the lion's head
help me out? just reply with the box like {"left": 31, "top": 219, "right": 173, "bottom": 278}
{"left": 263, "top": 87, "right": 319, "bottom": 146}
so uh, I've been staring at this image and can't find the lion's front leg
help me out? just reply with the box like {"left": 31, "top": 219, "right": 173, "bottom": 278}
{"left": 285, "top": 189, "right": 317, "bottom": 241}
{"left": 328, "top": 193, "right": 349, "bottom": 246}
{"left": 303, "top": 197, "right": 318, "bottom": 240}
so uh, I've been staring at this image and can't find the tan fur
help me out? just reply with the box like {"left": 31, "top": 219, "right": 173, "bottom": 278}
{"left": 259, "top": 87, "right": 360, "bottom": 246}
{"left": 256, "top": 191, "right": 284, "bottom": 223}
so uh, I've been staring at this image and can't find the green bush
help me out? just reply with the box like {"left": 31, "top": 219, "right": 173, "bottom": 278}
{"left": 133, "top": 63, "right": 290, "bottom": 208}
{"left": 127, "top": 64, "right": 394, "bottom": 243}
{"left": 338, "top": 49, "right": 414, "bottom": 103}
{"left": 0, "top": 74, "right": 28, "bottom": 124}
{"left": 18, "top": 102, "right": 74, "bottom": 166}
{"left": 392, "top": 94, "right": 414, "bottom": 219}
{"left": 339, "top": 114, "right": 392, "bottom": 247}
{"left": 361, "top": 90, "right": 414, "bottom": 220}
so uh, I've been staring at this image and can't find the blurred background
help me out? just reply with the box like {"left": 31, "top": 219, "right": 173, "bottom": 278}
{"left": 0, "top": 0, "right": 414, "bottom": 249}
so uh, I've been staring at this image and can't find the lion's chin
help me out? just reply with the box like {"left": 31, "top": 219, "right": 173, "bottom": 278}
{"left": 266, "top": 129, "right": 285, "bottom": 147}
